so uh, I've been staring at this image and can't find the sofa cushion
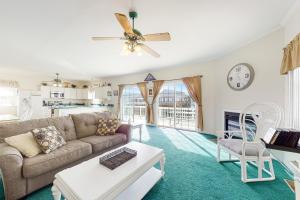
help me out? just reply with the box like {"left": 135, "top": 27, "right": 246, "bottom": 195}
{"left": 4, "top": 132, "right": 41, "bottom": 157}
{"left": 32, "top": 126, "right": 66, "bottom": 154}
{"left": 71, "top": 112, "right": 112, "bottom": 139}
{"left": 48, "top": 116, "right": 77, "bottom": 141}
{"left": 80, "top": 134, "right": 126, "bottom": 153}
{"left": 0, "top": 118, "right": 49, "bottom": 143}
{"left": 96, "top": 118, "right": 119, "bottom": 136}
{"left": 218, "top": 139, "right": 269, "bottom": 156}
{"left": 23, "top": 140, "right": 92, "bottom": 178}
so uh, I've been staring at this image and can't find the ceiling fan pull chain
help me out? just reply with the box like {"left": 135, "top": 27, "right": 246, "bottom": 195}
{"left": 132, "top": 17, "right": 135, "bottom": 29}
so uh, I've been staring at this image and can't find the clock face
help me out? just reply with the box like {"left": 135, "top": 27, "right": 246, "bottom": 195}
{"left": 227, "top": 63, "right": 254, "bottom": 91}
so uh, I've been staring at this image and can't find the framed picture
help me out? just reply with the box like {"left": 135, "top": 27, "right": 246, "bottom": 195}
{"left": 148, "top": 88, "right": 153, "bottom": 96}
{"left": 113, "top": 90, "right": 119, "bottom": 96}
{"left": 107, "top": 91, "right": 112, "bottom": 97}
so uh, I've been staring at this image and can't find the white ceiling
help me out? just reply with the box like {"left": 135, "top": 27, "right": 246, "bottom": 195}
{"left": 0, "top": 0, "right": 296, "bottom": 80}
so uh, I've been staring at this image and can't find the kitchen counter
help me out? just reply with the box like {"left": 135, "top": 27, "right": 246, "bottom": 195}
{"left": 49, "top": 105, "right": 114, "bottom": 117}
{"left": 0, "top": 114, "right": 19, "bottom": 123}
{"left": 46, "top": 105, "right": 113, "bottom": 110}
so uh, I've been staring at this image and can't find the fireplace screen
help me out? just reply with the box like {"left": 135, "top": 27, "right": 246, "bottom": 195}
{"left": 224, "top": 111, "right": 257, "bottom": 140}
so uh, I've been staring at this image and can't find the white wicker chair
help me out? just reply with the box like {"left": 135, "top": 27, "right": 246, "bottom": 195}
{"left": 217, "top": 103, "right": 282, "bottom": 183}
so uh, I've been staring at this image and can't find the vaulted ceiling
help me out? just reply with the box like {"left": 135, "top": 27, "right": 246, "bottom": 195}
{"left": 0, "top": 0, "right": 296, "bottom": 80}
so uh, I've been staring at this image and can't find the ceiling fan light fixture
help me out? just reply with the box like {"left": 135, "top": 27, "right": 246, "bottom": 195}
{"left": 136, "top": 51, "right": 143, "bottom": 56}
{"left": 135, "top": 45, "right": 141, "bottom": 52}
{"left": 52, "top": 73, "right": 63, "bottom": 87}
{"left": 121, "top": 43, "right": 131, "bottom": 56}
{"left": 135, "top": 45, "right": 143, "bottom": 56}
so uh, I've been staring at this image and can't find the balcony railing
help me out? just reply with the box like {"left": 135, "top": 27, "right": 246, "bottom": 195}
{"left": 121, "top": 105, "right": 196, "bottom": 130}
{"left": 121, "top": 105, "right": 146, "bottom": 124}
{"left": 158, "top": 106, "right": 196, "bottom": 130}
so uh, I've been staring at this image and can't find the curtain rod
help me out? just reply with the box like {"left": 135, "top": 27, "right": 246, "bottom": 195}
{"left": 118, "top": 75, "right": 203, "bottom": 86}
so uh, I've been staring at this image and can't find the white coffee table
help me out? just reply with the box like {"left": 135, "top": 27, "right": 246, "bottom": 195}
{"left": 51, "top": 142, "right": 165, "bottom": 200}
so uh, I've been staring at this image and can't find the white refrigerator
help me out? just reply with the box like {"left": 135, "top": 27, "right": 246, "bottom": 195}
{"left": 18, "top": 90, "right": 43, "bottom": 121}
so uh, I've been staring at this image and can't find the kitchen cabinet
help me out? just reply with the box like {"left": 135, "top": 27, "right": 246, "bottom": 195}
{"left": 95, "top": 86, "right": 112, "bottom": 100}
{"left": 88, "top": 89, "right": 95, "bottom": 100}
{"left": 76, "top": 89, "right": 89, "bottom": 99}
{"left": 50, "top": 86, "right": 64, "bottom": 93}
{"left": 64, "top": 88, "right": 77, "bottom": 99}
{"left": 41, "top": 86, "right": 51, "bottom": 98}
{"left": 76, "top": 89, "right": 82, "bottom": 99}
{"left": 70, "top": 88, "right": 77, "bottom": 99}
{"left": 41, "top": 86, "right": 90, "bottom": 100}
{"left": 94, "top": 87, "right": 103, "bottom": 99}
{"left": 64, "top": 88, "right": 71, "bottom": 99}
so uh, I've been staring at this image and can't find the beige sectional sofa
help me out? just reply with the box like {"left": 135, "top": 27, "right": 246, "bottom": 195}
{"left": 0, "top": 112, "right": 131, "bottom": 200}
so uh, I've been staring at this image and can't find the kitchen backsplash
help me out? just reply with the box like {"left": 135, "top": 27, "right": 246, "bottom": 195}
{"left": 43, "top": 99, "right": 90, "bottom": 106}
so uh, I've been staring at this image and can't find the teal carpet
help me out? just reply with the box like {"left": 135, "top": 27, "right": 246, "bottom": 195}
{"left": 0, "top": 126, "right": 294, "bottom": 200}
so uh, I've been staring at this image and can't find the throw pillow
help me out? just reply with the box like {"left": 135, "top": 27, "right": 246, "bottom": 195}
{"left": 4, "top": 132, "right": 42, "bottom": 157}
{"left": 97, "top": 118, "right": 119, "bottom": 136}
{"left": 32, "top": 126, "right": 66, "bottom": 154}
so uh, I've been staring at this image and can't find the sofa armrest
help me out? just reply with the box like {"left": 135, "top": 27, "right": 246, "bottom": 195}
{"left": 116, "top": 124, "right": 132, "bottom": 143}
{"left": 0, "top": 143, "right": 26, "bottom": 200}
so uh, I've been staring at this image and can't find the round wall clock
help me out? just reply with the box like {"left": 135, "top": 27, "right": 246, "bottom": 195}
{"left": 227, "top": 63, "right": 254, "bottom": 91}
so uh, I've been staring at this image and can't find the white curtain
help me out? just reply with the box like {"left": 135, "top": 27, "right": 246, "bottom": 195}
{"left": 0, "top": 80, "right": 19, "bottom": 115}
{"left": 286, "top": 68, "right": 300, "bottom": 129}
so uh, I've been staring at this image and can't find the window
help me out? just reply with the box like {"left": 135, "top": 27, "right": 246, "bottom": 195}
{"left": 0, "top": 87, "right": 18, "bottom": 115}
{"left": 121, "top": 85, "right": 146, "bottom": 123}
{"left": 158, "top": 80, "right": 196, "bottom": 130}
{"left": 287, "top": 68, "right": 300, "bottom": 129}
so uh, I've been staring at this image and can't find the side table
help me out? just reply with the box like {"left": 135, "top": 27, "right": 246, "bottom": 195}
{"left": 132, "top": 123, "right": 142, "bottom": 142}
{"left": 122, "top": 121, "right": 143, "bottom": 142}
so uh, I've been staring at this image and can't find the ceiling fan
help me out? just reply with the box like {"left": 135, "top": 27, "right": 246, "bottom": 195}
{"left": 92, "top": 11, "right": 171, "bottom": 58}
{"left": 42, "top": 73, "right": 70, "bottom": 87}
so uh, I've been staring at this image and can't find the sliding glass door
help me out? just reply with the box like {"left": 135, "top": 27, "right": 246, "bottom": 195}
{"left": 121, "top": 85, "right": 146, "bottom": 123}
{"left": 157, "top": 80, "right": 196, "bottom": 130}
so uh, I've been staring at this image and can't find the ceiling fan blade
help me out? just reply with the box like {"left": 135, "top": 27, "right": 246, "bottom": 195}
{"left": 139, "top": 43, "right": 160, "bottom": 58}
{"left": 142, "top": 32, "right": 171, "bottom": 41}
{"left": 92, "top": 37, "right": 124, "bottom": 41}
{"left": 114, "top": 13, "right": 134, "bottom": 34}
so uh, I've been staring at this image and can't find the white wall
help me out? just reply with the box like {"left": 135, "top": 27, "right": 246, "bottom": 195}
{"left": 214, "top": 29, "right": 285, "bottom": 130}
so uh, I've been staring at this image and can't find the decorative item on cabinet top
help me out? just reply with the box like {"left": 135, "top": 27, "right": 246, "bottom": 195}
{"left": 113, "top": 90, "right": 119, "bottom": 96}
{"left": 40, "top": 86, "right": 92, "bottom": 100}
{"left": 91, "top": 82, "right": 112, "bottom": 88}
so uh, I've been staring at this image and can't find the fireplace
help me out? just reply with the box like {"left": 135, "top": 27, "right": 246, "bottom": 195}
{"left": 224, "top": 111, "right": 256, "bottom": 138}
